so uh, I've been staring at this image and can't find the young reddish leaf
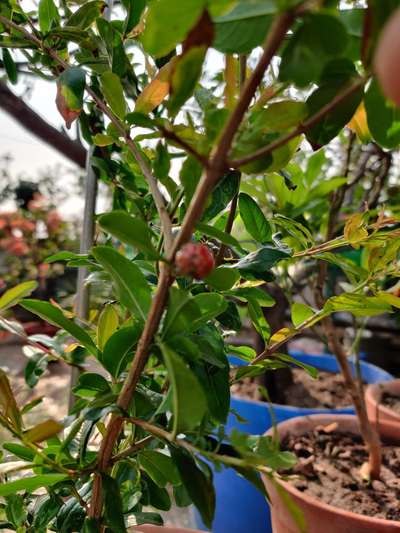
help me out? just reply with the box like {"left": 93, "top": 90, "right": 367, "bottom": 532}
{"left": 56, "top": 67, "right": 86, "bottom": 129}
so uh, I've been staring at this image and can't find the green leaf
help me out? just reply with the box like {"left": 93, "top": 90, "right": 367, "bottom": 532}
{"left": 33, "top": 494, "right": 63, "bottom": 531}
{"left": 67, "top": 1, "right": 105, "bottom": 29}
{"left": 24, "top": 419, "right": 64, "bottom": 443}
{"left": 121, "top": 0, "right": 146, "bottom": 33}
{"left": 239, "top": 192, "right": 272, "bottom": 244}
{"left": 141, "top": 0, "right": 206, "bottom": 57}
{"left": 169, "top": 46, "right": 206, "bottom": 115}
{"left": 2, "top": 49, "right": 17, "bottom": 84}
{"left": 0, "top": 474, "right": 67, "bottom": 497}
{"left": 5, "top": 494, "right": 26, "bottom": 528}
{"left": 251, "top": 100, "right": 307, "bottom": 133}
{"left": 20, "top": 300, "right": 98, "bottom": 356}
{"left": 291, "top": 302, "right": 314, "bottom": 327}
{"left": 93, "top": 133, "right": 114, "bottom": 146}
{"left": 3, "top": 443, "right": 35, "bottom": 462}
{"left": 101, "top": 325, "right": 141, "bottom": 377}
{"left": 56, "top": 67, "right": 86, "bottom": 128}
{"left": 196, "top": 222, "right": 243, "bottom": 251}
{"left": 101, "top": 71, "right": 127, "bottom": 119}
{"left": 226, "top": 286, "right": 275, "bottom": 307}
{"left": 280, "top": 14, "right": 349, "bottom": 87}
{"left": 159, "top": 343, "right": 207, "bottom": 433}
{"left": 306, "top": 67, "right": 363, "bottom": 147}
{"left": 324, "top": 293, "right": 392, "bottom": 317}
{"left": 234, "top": 245, "right": 291, "bottom": 277}
{"left": 135, "top": 61, "right": 173, "bottom": 114}
{"left": 25, "top": 353, "right": 48, "bottom": 388}
{"left": 97, "top": 304, "right": 119, "bottom": 351}
{"left": 102, "top": 474, "right": 127, "bottom": 533}
{"left": 139, "top": 450, "right": 180, "bottom": 488}
{"left": 202, "top": 170, "right": 241, "bottom": 222}
{"left": 181, "top": 156, "right": 203, "bottom": 204}
{"left": 205, "top": 266, "right": 240, "bottom": 290}
{"left": 191, "top": 293, "right": 228, "bottom": 330}
{"left": 0, "top": 281, "right": 38, "bottom": 312}
{"left": 38, "top": 0, "right": 60, "bottom": 33}
{"left": 170, "top": 447, "right": 215, "bottom": 529}
{"left": 365, "top": 78, "right": 400, "bottom": 149}
{"left": 98, "top": 211, "right": 160, "bottom": 259}
{"left": 248, "top": 299, "right": 270, "bottom": 341}
{"left": 92, "top": 246, "right": 151, "bottom": 321}
{"left": 213, "top": 1, "right": 274, "bottom": 54}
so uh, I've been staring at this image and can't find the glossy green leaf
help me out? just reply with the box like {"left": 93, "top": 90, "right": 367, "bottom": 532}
{"left": 0, "top": 475, "right": 67, "bottom": 497}
{"left": 3, "top": 443, "right": 35, "bottom": 462}
{"left": 180, "top": 156, "right": 203, "bottom": 204}
{"left": 0, "top": 281, "right": 38, "bottom": 312}
{"left": 169, "top": 46, "right": 206, "bottom": 115}
{"left": 101, "top": 324, "right": 141, "bottom": 377}
{"left": 159, "top": 343, "right": 207, "bottom": 433}
{"left": 93, "top": 133, "right": 114, "bottom": 146}
{"left": 306, "top": 76, "right": 363, "bottom": 147}
{"left": 101, "top": 71, "right": 127, "bottom": 119}
{"left": 252, "top": 100, "right": 307, "bottom": 133}
{"left": 139, "top": 450, "right": 180, "bottom": 487}
{"left": 280, "top": 14, "right": 349, "bottom": 87}
{"left": 98, "top": 211, "right": 160, "bottom": 259}
{"left": 20, "top": 300, "right": 98, "bottom": 356}
{"left": 234, "top": 245, "right": 291, "bottom": 277}
{"left": 203, "top": 170, "right": 241, "bottom": 222}
{"left": 141, "top": 0, "right": 205, "bottom": 57}
{"left": 365, "top": 78, "right": 400, "bottom": 149}
{"left": 121, "top": 0, "right": 146, "bottom": 33}
{"left": 324, "top": 293, "right": 392, "bottom": 317}
{"left": 67, "top": 1, "right": 105, "bottom": 29}
{"left": 5, "top": 494, "right": 27, "bottom": 528}
{"left": 102, "top": 474, "right": 127, "bottom": 533}
{"left": 2, "top": 49, "right": 17, "bottom": 84}
{"left": 33, "top": 494, "right": 63, "bottom": 531}
{"left": 57, "top": 67, "right": 86, "bottom": 113}
{"left": 205, "top": 266, "right": 240, "bottom": 290}
{"left": 38, "top": 0, "right": 60, "bottom": 33}
{"left": 239, "top": 192, "right": 272, "bottom": 244}
{"left": 226, "top": 286, "right": 276, "bottom": 307}
{"left": 170, "top": 447, "right": 215, "bottom": 529}
{"left": 291, "top": 302, "right": 314, "bottom": 327}
{"left": 97, "top": 304, "right": 119, "bottom": 351}
{"left": 25, "top": 352, "right": 48, "bottom": 388}
{"left": 213, "top": 1, "right": 274, "bottom": 53}
{"left": 92, "top": 246, "right": 151, "bottom": 321}
{"left": 248, "top": 299, "right": 270, "bottom": 341}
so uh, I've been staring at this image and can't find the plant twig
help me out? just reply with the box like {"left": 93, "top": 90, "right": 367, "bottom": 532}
{"left": 229, "top": 78, "right": 366, "bottom": 169}
{"left": 159, "top": 126, "right": 210, "bottom": 168}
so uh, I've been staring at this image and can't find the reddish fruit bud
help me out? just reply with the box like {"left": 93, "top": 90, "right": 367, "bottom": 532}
{"left": 175, "top": 242, "right": 215, "bottom": 280}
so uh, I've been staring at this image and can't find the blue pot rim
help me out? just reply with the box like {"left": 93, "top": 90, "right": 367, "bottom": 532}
{"left": 230, "top": 351, "right": 394, "bottom": 413}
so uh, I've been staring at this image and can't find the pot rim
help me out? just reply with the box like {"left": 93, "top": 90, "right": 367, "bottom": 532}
{"left": 231, "top": 354, "right": 393, "bottom": 412}
{"left": 264, "top": 413, "right": 400, "bottom": 528}
{"left": 366, "top": 380, "right": 400, "bottom": 422}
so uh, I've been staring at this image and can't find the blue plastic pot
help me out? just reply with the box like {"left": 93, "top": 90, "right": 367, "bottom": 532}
{"left": 194, "top": 351, "right": 393, "bottom": 533}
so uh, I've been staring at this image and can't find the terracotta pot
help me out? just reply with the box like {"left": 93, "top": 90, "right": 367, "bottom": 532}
{"left": 365, "top": 380, "right": 400, "bottom": 441}
{"left": 263, "top": 414, "right": 400, "bottom": 533}
{"left": 129, "top": 526, "right": 200, "bottom": 533}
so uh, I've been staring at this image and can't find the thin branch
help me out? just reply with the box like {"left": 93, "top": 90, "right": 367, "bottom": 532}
{"left": 111, "top": 436, "right": 153, "bottom": 463}
{"left": 229, "top": 78, "right": 366, "bottom": 169}
{"left": 169, "top": 11, "right": 296, "bottom": 260}
{"left": 159, "top": 126, "right": 210, "bottom": 168}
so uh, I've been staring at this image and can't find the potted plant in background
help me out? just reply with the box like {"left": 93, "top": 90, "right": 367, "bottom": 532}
{"left": 0, "top": 1, "right": 400, "bottom": 532}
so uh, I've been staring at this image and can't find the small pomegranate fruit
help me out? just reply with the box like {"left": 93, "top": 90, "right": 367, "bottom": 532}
{"left": 374, "top": 8, "right": 400, "bottom": 107}
{"left": 175, "top": 242, "right": 215, "bottom": 280}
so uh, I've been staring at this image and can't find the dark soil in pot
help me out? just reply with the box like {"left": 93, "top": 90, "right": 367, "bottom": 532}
{"left": 382, "top": 392, "right": 400, "bottom": 416}
{"left": 281, "top": 424, "right": 400, "bottom": 521}
{"left": 231, "top": 368, "right": 355, "bottom": 409}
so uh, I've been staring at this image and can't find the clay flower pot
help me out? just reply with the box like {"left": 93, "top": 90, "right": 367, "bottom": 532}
{"left": 129, "top": 526, "right": 200, "bottom": 533}
{"left": 262, "top": 414, "right": 400, "bottom": 533}
{"left": 365, "top": 380, "right": 400, "bottom": 441}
